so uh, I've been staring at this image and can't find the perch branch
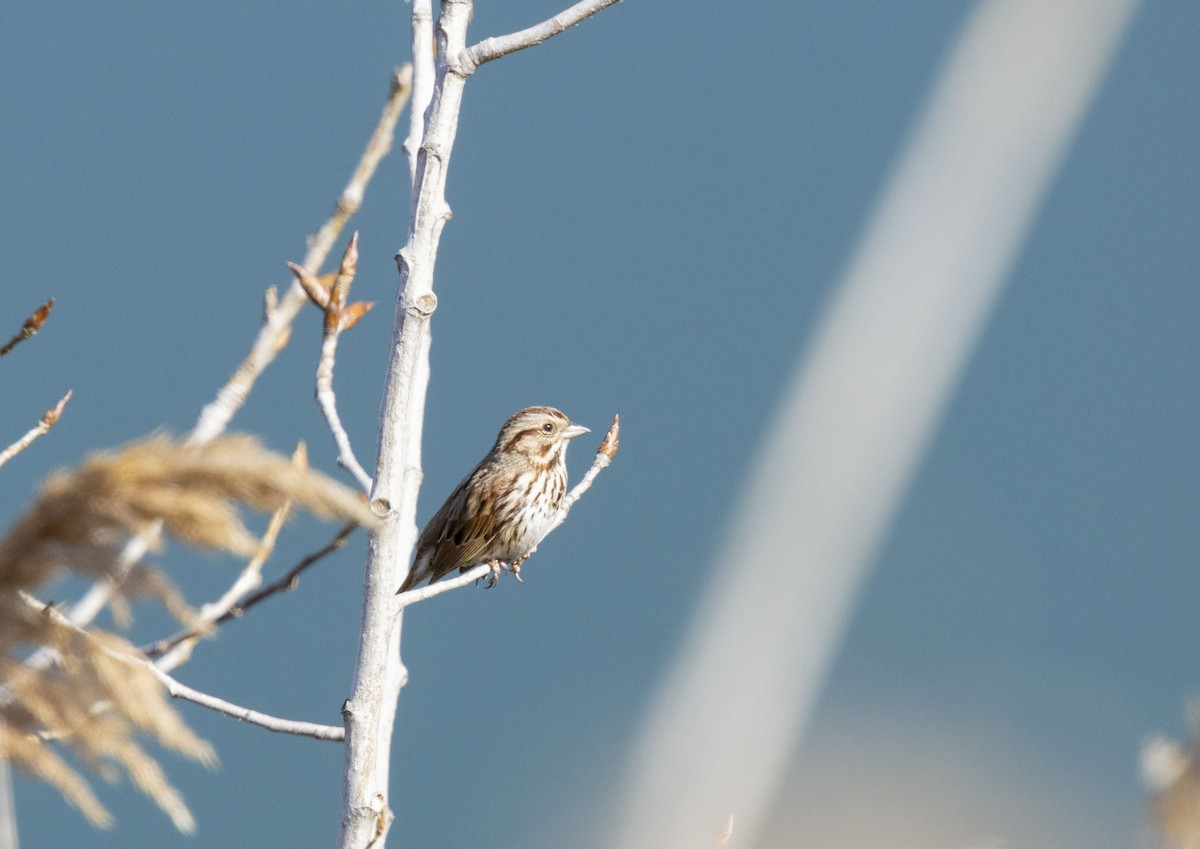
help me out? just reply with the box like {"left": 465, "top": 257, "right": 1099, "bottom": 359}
{"left": 395, "top": 564, "right": 490, "bottom": 608}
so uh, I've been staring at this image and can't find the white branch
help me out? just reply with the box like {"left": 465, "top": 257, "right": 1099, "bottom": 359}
{"left": 395, "top": 564, "right": 491, "bottom": 608}
{"left": 18, "top": 593, "right": 344, "bottom": 743}
{"left": 459, "top": 0, "right": 622, "bottom": 73}
{"left": 337, "top": 2, "right": 622, "bottom": 846}
{"left": 190, "top": 68, "right": 412, "bottom": 446}
{"left": 315, "top": 306, "right": 375, "bottom": 493}
{"left": 146, "top": 665, "right": 345, "bottom": 742}
{"left": 316, "top": 330, "right": 374, "bottom": 493}
{"left": 11, "top": 69, "right": 411, "bottom": 727}
{"left": 404, "top": 0, "right": 435, "bottom": 183}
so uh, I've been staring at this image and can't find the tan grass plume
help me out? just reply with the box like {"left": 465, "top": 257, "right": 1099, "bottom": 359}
{"left": 0, "top": 434, "right": 377, "bottom": 830}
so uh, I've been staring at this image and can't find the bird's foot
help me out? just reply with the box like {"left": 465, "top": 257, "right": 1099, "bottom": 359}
{"left": 484, "top": 560, "right": 504, "bottom": 588}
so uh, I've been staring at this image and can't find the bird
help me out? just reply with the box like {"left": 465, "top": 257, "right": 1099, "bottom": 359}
{"left": 396, "top": 406, "right": 589, "bottom": 593}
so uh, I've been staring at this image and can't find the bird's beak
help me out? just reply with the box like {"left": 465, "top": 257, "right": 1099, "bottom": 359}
{"left": 562, "top": 423, "right": 590, "bottom": 440}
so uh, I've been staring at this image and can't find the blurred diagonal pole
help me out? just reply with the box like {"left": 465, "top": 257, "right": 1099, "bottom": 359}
{"left": 608, "top": 2, "right": 1141, "bottom": 849}
{"left": 0, "top": 762, "right": 14, "bottom": 849}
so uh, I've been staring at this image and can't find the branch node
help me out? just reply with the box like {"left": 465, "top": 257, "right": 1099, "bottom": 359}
{"left": 410, "top": 293, "right": 438, "bottom": 316}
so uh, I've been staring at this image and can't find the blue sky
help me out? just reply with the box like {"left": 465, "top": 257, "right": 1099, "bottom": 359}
{"left": 2, "top": 1, "right": 1199, "bottom": 847}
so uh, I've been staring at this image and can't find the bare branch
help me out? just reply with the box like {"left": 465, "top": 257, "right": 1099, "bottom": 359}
{"left": 404, "top": 0, "right": 436, "bottom": 182}
{"left": 339, "top": 1, "right": 621, "bottom": 844}
{"left": 22, "top": 592, "right": 343, "bottom": 743}
{"left": 292, "top": 235, "right": 375, "bottom": 493}
{"left": 310, "top": 67, "right": 413, "bottom": 268}
{"left": 145, "top": 665, "right": 344, "bottom": 742}
{"left": 190, "top": 69, "right": 412, "bottom": 446}
{"left": 141, "top": 521, "right": 359, "bottom": 661}
{"left": 225, "top": 521, "right": 358, "bottom": 620}
{"left": 459, "top": 0, "right": 623, "bottom": 73}
{"left": 0, "top": 298, "right": 54, "bottom": 358}
{"left": 148, "top": 446, "right": 302, "bottom": 672}
{"left": 0, "top": 390, "right": 72, "bottom": 471}
{"left": 49, "top": 70, "right": 412, "bottom": 652}
{"left": 395, "top": 563, "right": 490, "bottom": 609}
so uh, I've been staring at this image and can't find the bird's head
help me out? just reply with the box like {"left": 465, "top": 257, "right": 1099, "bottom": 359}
{"left": 495, "top": 406, "right": 589, "bottom": 462}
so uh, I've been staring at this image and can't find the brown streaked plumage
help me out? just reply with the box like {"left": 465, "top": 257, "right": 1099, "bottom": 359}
{"left": 397, "top": 406, "right": 589, "bottom": 592}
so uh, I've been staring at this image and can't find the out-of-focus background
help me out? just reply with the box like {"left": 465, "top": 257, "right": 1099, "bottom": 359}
{"left": 1, "top": 1, "right": 1198, "bottom": 847}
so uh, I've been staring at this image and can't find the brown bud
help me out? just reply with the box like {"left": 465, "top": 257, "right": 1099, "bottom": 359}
{"left": 41, "top": 389, "right": 72, "bottom": 427}
{"left": 337, "top": 301, "right": 376, "bottom": 333}
{"left": 598, "top": 414, "right": 620, "bottom": 459}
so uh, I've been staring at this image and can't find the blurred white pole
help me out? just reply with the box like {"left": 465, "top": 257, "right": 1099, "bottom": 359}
{"left": 608, "top": 2, "right": 1140, "bottom": 848}
{"left": 0, "top": 763, "right": 16, "bottom": 849}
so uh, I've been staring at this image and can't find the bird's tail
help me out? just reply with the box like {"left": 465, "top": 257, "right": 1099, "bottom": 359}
{"left": 396, "top": 551, "right": 430, "bottom": 594}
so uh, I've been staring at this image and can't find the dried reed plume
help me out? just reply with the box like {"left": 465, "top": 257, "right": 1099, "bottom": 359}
{"left": 1144, "top": 726, "right": 1200, "bottom": 849}
{"left": 0, "top": 434, "right": 377, "bottom": 830}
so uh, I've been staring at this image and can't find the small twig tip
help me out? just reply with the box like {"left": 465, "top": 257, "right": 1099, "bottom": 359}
{"left": 599, "top": 414, "right": 620, "bottom": 458}
{"left": 42, "top": 389, "right": 73, "bottom": 426}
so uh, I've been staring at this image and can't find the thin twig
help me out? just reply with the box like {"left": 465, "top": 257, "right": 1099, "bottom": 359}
{"left": 148, "top": 447, "right": 301, "bottom": 672}
{"left": 309, "top": 67, "right": 413, "bottom": 270}
{"left": 47, "top": 67, "right": 413, "bottom": 643}
{"left": 292, "top": 234, "right": 375, "bottom": 493}
{"left": 548, "top": 414, "right": 619, "bottom": 535}
{"left": 316, "top": 329, "right": 373, "bottom": 491}
{"left": 459, "top": 0, "right": 623, "bottom": 73}
{"left": 20, "top": 592, "right": 344, "bottom": 743}
{"left": 146, "top": 665, "right": 344, "bottom": 742}
{"left": 190, "top": 68, "right": 412, "bottom": 446}
{"left": 142, "top": 521, "right": 359, "bottom": 660}
{"left": 0, "top": 390, "right": 72, "bottom": 471}
{"left": 0, "top": 298, "right": 53, "bottom": 358}
{"left": 226, "top": 521, "right": 359, "bottom": 620}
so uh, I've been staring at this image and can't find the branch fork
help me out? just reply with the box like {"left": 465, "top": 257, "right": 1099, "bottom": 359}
{"left": 289, "top": 234, "right": 377, "bottom": 493}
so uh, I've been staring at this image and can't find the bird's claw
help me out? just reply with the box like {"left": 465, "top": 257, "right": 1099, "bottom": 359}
{"left": 476, "top": 559, "right": 526, "bottom": 588}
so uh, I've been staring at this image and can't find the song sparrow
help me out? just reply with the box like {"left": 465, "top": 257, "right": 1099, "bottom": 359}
{"left": 396, "top": 406, "right": 589, "bottom": 593}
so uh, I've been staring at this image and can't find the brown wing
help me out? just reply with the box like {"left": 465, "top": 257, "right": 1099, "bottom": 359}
{"left": 415, "top": 464, "right": 504, "bottom": 584}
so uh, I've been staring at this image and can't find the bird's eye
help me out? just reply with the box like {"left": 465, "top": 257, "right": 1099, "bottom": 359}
{"left": 542, "top": 422, "right": 554, "bottom": 433}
